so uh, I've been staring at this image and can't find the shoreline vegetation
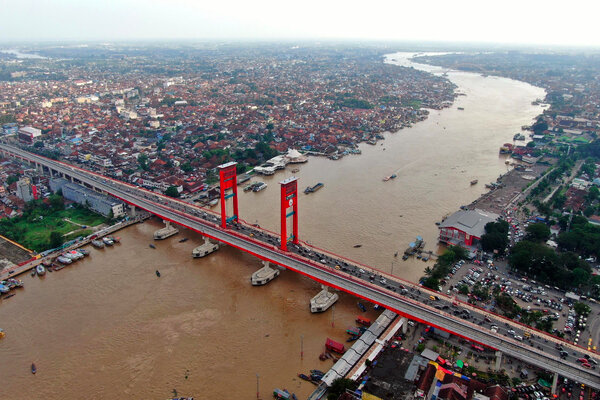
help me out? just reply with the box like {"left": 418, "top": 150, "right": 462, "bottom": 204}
{"left": 0, "top": 194, "right": 109, "bottom": 253}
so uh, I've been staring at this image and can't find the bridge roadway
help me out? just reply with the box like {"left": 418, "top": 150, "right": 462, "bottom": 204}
{"left": 2, "top": 143, "right": 599, "bottom": 388}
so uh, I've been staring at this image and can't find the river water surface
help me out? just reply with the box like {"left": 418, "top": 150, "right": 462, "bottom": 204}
{"left": 0, "top": 53, "right": 545, "bottom": 399}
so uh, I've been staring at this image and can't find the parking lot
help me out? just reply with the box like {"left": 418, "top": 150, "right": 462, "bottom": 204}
{"left": 440, "top": 256, "right": 600, "bottom": 354}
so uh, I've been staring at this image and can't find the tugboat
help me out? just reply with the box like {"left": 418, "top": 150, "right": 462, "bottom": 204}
{"left": 304, "top": 182, "right": 324, "bottom": 194}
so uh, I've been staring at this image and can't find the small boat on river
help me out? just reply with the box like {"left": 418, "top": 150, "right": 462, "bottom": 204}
{"left": 470, "top": 179, "right": 478, "bottom": 185}
{"left": 31, "top": 363, "right": 37, "bottom": 374}
{"left": 36, "top": 265, "right": 46, "bottom": 276}
{"left": 149, "top": 244, "right": 156, "bottom": 249}
{"left": 298, "top": 373, "right": 311, "bottom": 381}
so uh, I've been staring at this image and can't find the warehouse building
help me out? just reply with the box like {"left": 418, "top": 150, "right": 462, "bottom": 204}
{"left": 49, "top": 178, "right": 125, "bottom": 218}
{"left": 438, "top": 209, "right": 499, "bottom": 248}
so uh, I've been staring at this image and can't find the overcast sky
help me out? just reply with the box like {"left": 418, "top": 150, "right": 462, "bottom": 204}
{"left": 1, "top": 0, "right": 599, "bottom": 47}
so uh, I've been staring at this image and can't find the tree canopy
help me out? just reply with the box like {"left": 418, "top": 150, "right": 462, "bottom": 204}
{"left": 525, "top": 223, "right": 551, "bottom": 242}
{"left": 164, "top": 186, "right": 180, "bottom": 198}
{"left": 481, "top": 220, "right": 509, "bottom": 254}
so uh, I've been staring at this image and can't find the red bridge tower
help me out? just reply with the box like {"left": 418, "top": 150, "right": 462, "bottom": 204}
{"left": 218, "top": 162, "right": 239, "bottom": 228}
{"left": 280, "top": 177, "right": 299, "bottom": 251}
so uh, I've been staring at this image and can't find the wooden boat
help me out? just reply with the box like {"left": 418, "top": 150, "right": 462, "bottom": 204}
{"left": 149, "top": 244, "right": 156, "bottom": 249}
{"left": 346, "top": 328, "right": 360, "bottom": 336}
{"left": 470, "top": 179, "right": 478, "bottom": 185}
{"left": 31, "top": 363, "right": 36, "bottom": 374}
{"left": 3, "top": 293, "right": 15, "bottom": 300}
{"left": 155, "top": 270, "right": 161, "bottom": 277}
{"left": 179, "top": 238, "right": 188, "bottom": 243}
{"left": 353, "top": 244, "right": 362, "bottom": 248}
{"left": 298, "top": 373, "right": 310, "bottom": 381}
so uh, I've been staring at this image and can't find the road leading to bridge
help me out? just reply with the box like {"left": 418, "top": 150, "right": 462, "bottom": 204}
{"left": 1, "top": 143, "right": 598, "bottom": 388}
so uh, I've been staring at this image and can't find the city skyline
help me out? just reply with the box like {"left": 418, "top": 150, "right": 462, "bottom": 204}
{"left": 1, "top": 0, "right": 600, "bottom": 47}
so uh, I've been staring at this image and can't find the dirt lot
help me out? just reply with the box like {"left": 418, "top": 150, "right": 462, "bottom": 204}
{"left": 0, "top": 236, "right": 33, "bottom": 270}
{"left": 469, "top": 163, "right": 549, "bottom": 214}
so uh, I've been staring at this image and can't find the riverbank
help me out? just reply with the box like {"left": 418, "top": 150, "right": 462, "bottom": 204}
{"left": 0, "top": 213, "right": 151, "bottom": 280}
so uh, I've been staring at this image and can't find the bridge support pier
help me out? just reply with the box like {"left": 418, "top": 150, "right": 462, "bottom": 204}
{"left": 401, "top": 317, "right": 408, "bottom": 334}
{"left": 551, "top": 372, "right": 559, "bottom": 396}
{"left": 128, "top": 204, "right": 136, "bottom": 217}
{"left": 192, "top": 237, "right": 219, "bottom": 258}
{"left": 494, "top": 351, "right": 502, "bottom": 372}
{"left": 153, "top": 220, "right": 179, "bottom": 240}
{"left": 310, "top": 285, "right": 338, "bottom": 313}
{"left": 251, "top": 261, "right": 280, "bottom": 286}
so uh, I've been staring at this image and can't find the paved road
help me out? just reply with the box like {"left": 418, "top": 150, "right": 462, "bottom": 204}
{"left": 1, "top": 143, "right": 599, "bottom": 388}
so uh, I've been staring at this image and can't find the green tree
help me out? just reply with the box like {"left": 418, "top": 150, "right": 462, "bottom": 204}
{"left": 164, "top": 186, "right": 180, "bottom": 198}
{"left": 588, "top": 186, "right": 599, "bottom": 201}
{"left": 532, "top": 119, "right": 548, "bottom": 135}
{"left": 255, "top": 141, "right": 277, "bottom": 160}
{"left": 525, "top": 223, "right": 551, "bottom": 242}
{"left": 6, "top": 175, "right": 20, "bottom": 185}
{"left": 481, "top": 221, "right": 509, "bottom": 254}
{"left": 137, "top": 153, "right": 149, "bottom": 171}
{"left": 49, "top": 193, "right": 64, "bottom": 210}
{"left": 327, "top": 378, "right": 357, "bottom": 400}
{"left": 573, "top": 302, "right": 591, "bottom": 316}
{"left": 180, "top": 162, "right": 193, "bottom": 173}
{"left": 49, "top": 231, "right": 63, "bottom": 248}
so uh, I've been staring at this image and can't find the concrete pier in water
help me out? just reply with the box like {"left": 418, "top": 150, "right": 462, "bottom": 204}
{"left": 251, "top": 261, "right": 280, "bottom": 285}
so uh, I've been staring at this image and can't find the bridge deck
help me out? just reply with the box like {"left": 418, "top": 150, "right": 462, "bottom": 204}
{"left": 1, "top": 143, "right": 598, "bottom": 389}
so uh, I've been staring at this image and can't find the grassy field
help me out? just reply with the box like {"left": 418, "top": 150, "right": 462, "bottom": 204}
{"left": 0, "top": 204, "right": 109, "bottom": 252}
